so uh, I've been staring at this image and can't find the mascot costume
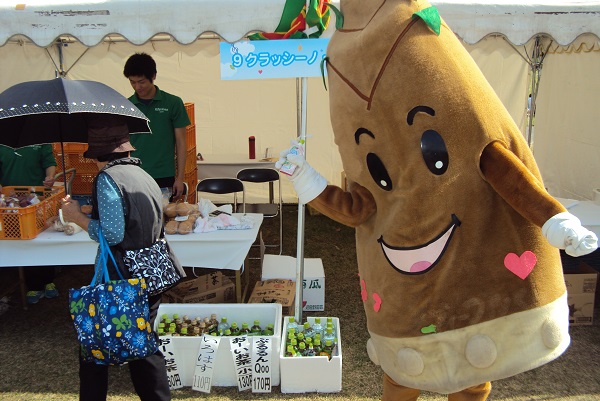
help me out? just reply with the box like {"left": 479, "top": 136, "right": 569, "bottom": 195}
{"left": 277, "top": 0, "right": 598, "bottom": 400}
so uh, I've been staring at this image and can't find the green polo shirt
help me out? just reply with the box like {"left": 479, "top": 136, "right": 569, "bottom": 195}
{"left": 0, "top": 144, "right": 57, "bottom": 187}
{"left": 128, "top": 86, "right": 191, "bottom": 180}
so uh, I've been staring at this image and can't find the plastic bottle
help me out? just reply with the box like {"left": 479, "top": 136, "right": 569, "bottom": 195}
{"left": 180, "top": 327, "right": 188, "bottom": 336}
{"left": 297, "top": 342, "right": 307, "bottom": 357}
{"left": 229, "top": 322, "right": 240, "bottom": 336}
{"left": 183, "top": 315, "right": 192, "bottom": 325}
{"left": 279, "top": 139, "right": 305, "bottom": 176}
{"left": 223, "top": 328, "right": 232, "bottom": 336}
{"left": 287, "top": 317, "right": 298, "bottom": 333}
{"left": 261, "top": 323, "right": 274, "bottom": 336}
{"left": 239, "top": 322, "right": 251, "bottom": 335}
{"left": 323, "top": 326, "right": 335, "bottom": 343}
{"left": 312, "top": 317, "right": 323, "bottom": 337}
{"left": 326, "top": 317, "right": 336, "bottom": 333}
{"left": 296, "top": 332, "right": 306, "bottom": 347}
{"left": 305, "top": 342, "right": 317, "bottom": 357}
{"left": 250, "top": 320, "right": 262, "bottom": 335}
{"left": 198, "top": 321, "right": 207, "bottom": 334}
{"left": 217, "top": 317, "right": 230, "bottom": 333}
{"left": 157, "top": 327, "right": 166, "bottom": 337}
{"left": 302, "top": 321, "right": 315, "bottom": 339}
{"left": 313, "top": 338, "right": 322, "bottom": 355}
{"left": 285, "top": 345, "right": 296, "bottom": 358}
{"left": 208, "top": 314, "right": 219, "bottom": 332}
{"left": 160, "top": 314, "right": 168, "bottom": 325}
{"left": 322, "top": 339, "right": 335, "bottom": 359}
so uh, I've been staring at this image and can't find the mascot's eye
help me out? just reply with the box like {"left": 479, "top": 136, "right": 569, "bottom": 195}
{"left": 366, "top": 153, "right": 393, "bottom": 191}
{"left": 420, "top": 130, "right": 448, "bottom": 175}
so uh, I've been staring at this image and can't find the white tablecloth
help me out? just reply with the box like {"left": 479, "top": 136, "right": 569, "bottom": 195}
{"left": 555, "top": 197, "right": 600, "bottom": 238}
{"left": 197, "top": 153, "right": 276, "bottom": 180}
{"left": 0, "top": 213, "right": 263, "bottom": 270}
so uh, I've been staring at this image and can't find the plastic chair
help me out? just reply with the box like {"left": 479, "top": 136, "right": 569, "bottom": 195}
{"left": 236, "top": 167, "right": 282, "bottom": 255}
{"left": 196, "top": 178, "right": 245, "bottom": 213}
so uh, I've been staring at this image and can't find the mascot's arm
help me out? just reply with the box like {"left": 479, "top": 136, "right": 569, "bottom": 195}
{"left": 480, "top": 141, "right": 564, "bottom": 227}
{"left": 310, "top": 183, "right": 377, "bottom": 228}
{"left": 276, "top": 143, "right": 376, "bottom": 227}
{"left": 481, "top": 141, "right": 598, "bottom": 256}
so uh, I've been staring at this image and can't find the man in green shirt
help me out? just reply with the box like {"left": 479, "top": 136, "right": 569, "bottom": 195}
{"left": 123, "top": 52, "right": 191, "bottom": 199}
{"left": 0, "top": 144, "right": 59, "bottom": 304}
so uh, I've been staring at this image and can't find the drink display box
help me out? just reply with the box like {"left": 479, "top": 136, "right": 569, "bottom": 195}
{"left": 156, "top": 303, "right": 282, "bottom": 387}
{"left": 279, "top": 316, "right": 342, "bottom": 393}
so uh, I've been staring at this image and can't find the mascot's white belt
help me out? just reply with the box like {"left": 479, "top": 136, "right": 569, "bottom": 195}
{"left": 366, "top": 294, "right": 570, "bottom": 394}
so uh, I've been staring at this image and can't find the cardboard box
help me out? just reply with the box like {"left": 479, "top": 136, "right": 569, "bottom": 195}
{"left": 564, "top": 263, "right": 598, "bottom": 294}
{"left": 261, "top": 255, "right": 325, "bottom": 311}
{"left": 567, "top": 292, "right": 595, "bottom": 326}
{"left": 279, "top": 316, "right": 342, "bottom": 393}
{"left": 163, "top": 274, "right": 235, "bottom": 304}
{"left": 173, "top": 271, "right": 226, "bottom": 295}
{"left": 156, "top": 303, "right": 282, "bottom": 387}
{"left": 248, "top": 279, "right": 296, "bottom": 316}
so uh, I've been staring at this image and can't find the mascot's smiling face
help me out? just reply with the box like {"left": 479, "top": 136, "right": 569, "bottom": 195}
{"left": 326, "top": 0, "right": 505, "bottom": 277}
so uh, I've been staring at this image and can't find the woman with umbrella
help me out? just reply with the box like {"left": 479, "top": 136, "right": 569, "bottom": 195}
{"left": 61, "top": 114, "right": 183, "bottom": 401}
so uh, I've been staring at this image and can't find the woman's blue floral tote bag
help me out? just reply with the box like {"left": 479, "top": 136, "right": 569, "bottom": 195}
{"left": 69, "top": 227, "right": 158, "bottom": 365}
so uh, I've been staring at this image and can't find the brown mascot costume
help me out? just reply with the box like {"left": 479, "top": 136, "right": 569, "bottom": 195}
{"left": 277, "top": 0, "right": 598, "bottom": 400}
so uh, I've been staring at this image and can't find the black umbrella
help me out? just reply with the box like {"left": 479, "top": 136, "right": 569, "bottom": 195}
{"left": 0, "top": 77, "right": 150, "bottom": 192}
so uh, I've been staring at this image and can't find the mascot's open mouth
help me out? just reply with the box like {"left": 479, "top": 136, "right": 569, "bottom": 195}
{"left": 378, "top": 214, "right": 461, "bottom": 275}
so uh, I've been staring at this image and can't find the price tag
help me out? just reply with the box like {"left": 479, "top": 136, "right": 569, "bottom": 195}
{"left": 251, "top": 336, "right": 273, "bottom": 393}
{"left": 229, "top": 335, "right": 252, "bottom": 391}
{"left": 192, "top": 335, "right": 221, "bottom": 393}
{"left": 159, "top": 337, "right": 183, "bottom": 390}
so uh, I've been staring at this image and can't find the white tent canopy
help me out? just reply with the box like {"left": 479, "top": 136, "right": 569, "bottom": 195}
{"left": 1, "top": 0, "right": 599, "bottom": 201}
{"left": 1, "top": 1, "right": 600, "bottom": 46}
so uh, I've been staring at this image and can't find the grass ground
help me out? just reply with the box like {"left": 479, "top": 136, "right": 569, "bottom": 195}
{"left": 0, "top": 205, "right": 599, "bottom": 400}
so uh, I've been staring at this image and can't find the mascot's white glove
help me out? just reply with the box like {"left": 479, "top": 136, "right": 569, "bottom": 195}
{"left": 276, "top": 140, "right": 327, "bottom": 204}
{"left": 542, "top": 212, "right": 598, "bottom": 257}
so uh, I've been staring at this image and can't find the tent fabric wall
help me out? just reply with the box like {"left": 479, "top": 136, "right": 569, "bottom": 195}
{"left": 1, "top": 1, "right": 599, "bottom": 202}
{"left": 0, "top": 36, "right": 529, "bottom": 203}
{"left": 533, "top": 34, "right": 600, "bottom": 200}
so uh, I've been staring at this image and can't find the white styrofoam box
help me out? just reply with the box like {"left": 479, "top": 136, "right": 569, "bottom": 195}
{"left": 279, "top": 316, "right": 342, "bottom": 393}
{"left": 156, "top": 303, "right": 282, "bottom": 387}
{"left": 261, "top": 255, "right": 325, "bottom": 311}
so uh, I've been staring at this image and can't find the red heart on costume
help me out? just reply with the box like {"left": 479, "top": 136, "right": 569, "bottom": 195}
{"left": 258, "top": 70, "right": 263, "bottom": 74}
{"left": 504, "top": 251, "right": 537, "bottom": 280}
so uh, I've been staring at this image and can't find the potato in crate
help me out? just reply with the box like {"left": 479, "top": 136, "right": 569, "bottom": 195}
{"left": 0, "top": 186, "right": 65, "bottom": 239}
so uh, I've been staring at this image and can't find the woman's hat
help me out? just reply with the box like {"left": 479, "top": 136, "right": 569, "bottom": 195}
{"left": 83, "top": 114, "right": 135, "bottom": 159}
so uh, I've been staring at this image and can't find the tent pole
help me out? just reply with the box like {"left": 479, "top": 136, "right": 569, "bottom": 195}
{"left": 294, "top": 75, "right": 308, "bottom": 323}
{"left": 294, "top": 0, "right": 312, "bottom": 322}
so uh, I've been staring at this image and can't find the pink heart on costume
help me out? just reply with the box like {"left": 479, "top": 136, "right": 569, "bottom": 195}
{"left": 372, "top": 293, "right": 382, "bottom": 312}
{"left": 258, "top": 70, "right": 263, "bottom": 74}
{"left": 302, "top": 300, "right": 307, "bottom": 307}
{"left": 504, "top": 251, "right": 537, "bottom": 280}
{"left": 360, "top": 279, "right": 368, "bottom": 302}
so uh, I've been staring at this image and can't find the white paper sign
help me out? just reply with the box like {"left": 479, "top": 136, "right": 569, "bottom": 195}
{"left": 229, "top": 335, "right": 252, "bottom": 391}
{"left": 251, "top": 336, "right": 273, "bottom": 393}
{"left": 159, "top": 337, "right": 183, "bottom": 390}
{"left": 192, "top": 335, "right": 221, "bottom": 393}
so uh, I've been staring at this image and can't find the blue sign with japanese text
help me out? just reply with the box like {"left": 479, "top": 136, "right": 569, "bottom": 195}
{"left": 220, "top": 39, "right": 329, "bottom": 80}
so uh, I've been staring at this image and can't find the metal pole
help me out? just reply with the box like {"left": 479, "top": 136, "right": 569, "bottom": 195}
{"left": 294, "top": 75, "right": 308, "bottom": 322}
{"left": 294, "top": 0, "right": 311, "bottom": 322}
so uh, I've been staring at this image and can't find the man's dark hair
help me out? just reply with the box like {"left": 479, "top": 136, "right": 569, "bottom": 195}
{"left": 97, "top": 152, "right": 129, "bottom": 162}
{"left": 123, "top": 53, "right": 157, "bottom": 81}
